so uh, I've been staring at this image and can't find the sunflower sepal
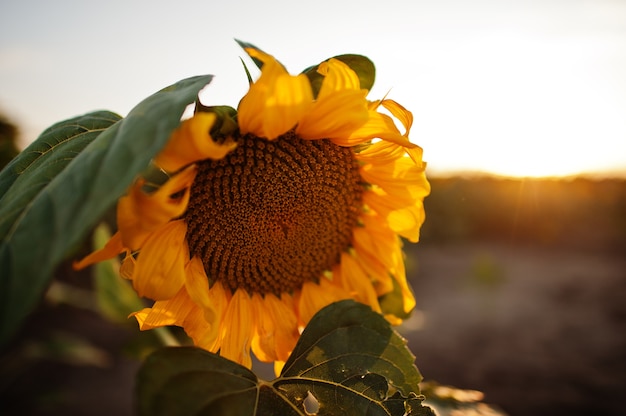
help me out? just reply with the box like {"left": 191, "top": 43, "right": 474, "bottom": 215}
{"left": 194, "top": 103, "right": 239, "bottom": 139}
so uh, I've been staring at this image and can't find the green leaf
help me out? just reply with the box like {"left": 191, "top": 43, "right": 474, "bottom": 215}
{"left": 0, "top": 74, "right": 213, "bottom": 346}
{"left": 0, "top": 111, "right": 122, "bottom": 235}
{"left": 137, "top": 300, "right": 434, "bottom": 416}
{"left": 302, "top": 55, "right": 376, "bottom": 98}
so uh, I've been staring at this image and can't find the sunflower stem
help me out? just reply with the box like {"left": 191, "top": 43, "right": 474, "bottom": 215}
{"left": 153, "top": 327, "right": 180, "bottom": 347}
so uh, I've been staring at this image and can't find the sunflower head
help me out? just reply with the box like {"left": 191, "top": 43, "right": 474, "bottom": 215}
{"left": 75, "top": 44, "right": 430, "bottom": 370}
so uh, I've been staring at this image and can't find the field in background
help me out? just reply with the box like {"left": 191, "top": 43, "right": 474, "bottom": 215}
{"left": 403, "top": 176, "right": 626, "bottom": 415}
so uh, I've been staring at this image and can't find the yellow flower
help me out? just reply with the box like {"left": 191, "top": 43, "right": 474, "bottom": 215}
{"left": 74, "top": 47, "right": 430, "bottom": 371}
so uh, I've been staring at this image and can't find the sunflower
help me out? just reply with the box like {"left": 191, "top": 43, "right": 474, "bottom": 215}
{"left": 74, "top": 46, "right": 430, "bottom": 372}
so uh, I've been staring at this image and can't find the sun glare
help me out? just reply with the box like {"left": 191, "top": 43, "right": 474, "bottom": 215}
{"left": 404, "top": 29, "right": 626, "bottom": 180}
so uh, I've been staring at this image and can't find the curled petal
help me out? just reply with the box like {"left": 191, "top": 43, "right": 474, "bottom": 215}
{"left": 316, "top": 58, "right": 362, "bottom": 98}
{"left": 155, "top": 113, "right": 237, "bottom": 173}
{"left": 381, "top": 99, "right": 413, "bottom": 137}
{"left": 238, "top": 48, "right": 313, "bottom": 139}
{"left": 117, "top": 165, "right": 197, "bottom": 250}
{"left": 341, "top": 110, "right": 416, "bottom": 148}
{"left": 132, "top": 286, "right": 195, "bottom": 329}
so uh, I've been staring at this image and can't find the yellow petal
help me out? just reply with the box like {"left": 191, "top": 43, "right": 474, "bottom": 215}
{"left": 296, "top": 58, "right": 369, "bottom": 140}
{"left": 155, "top": 113, "right": 237, "bottom": 173}
{"left": 381, "top": 99, "right": 413, "bottom": 137}
{"left": 251, "top": 293, "right": 298, "bottom": 363}
{"left": 218, "top": 288, "right": 255, "bottom": 368}
{"left": 297, "top": 89, "right": 369, "bottom": 140}
{"left": 352, "top": 214, "right": 398, "bottom": 274}
{"left": 132, "top": 286, "right": 194, "bottom": 329}
{"left": 131, "top": 286, "right": 218, "bottom": 349}
{"left": 73, "top": 231, "right": 125, "bottom": 270}
{"left": 274, "top": 360, "right": 286, "bottom": 376}
{"left": 184, "top": 256, "right": 217, "bottom": 325}
{"left": 181, "top": 300, "right": 220, "bottom": 351}
{"left": 334, "top": 252, "right": 381, "bottom": 313}
{"left": 340, "top": 110, "right": 416, "bottom": 148}
{"left": 198, "top": 280, "right": 231, "bottom": 353}
{"left": 297, "top": 279, "right": 351, "bottom": 326}
{"left": 316, "top": 58, "right": 361, "bottom": 99}
{"left": 131, "top": 220, "right": 188, "bottom": 300}
{"left": 238, "top": 48, "right": 313, "bottom": 140}
{"left": 360, "top": 157, "right": 430, "bottom": 205}
{"left": 354, "top": 215, "right": 415, "bottom": 315}
{"left": 364, "top": 188, "right": 426, "bottom": 243}
{"left": 350, "top": 244, "right": 393, "bottom": 296}
{"left": 119, "top": 253, "right": 135, "bottom": 280}
{"left": 356, "top": 140, "right": 408, "bottom": 164}
{"left": 117, "top": 165, "right": 196, "bottom": 250}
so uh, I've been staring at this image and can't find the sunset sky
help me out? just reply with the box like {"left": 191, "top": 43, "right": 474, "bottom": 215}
{"left": 1, "top": 0, "right": 625, "bottom": 178}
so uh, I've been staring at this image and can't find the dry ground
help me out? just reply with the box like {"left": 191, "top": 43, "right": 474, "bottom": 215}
{"left": 403, "top": 242, "right": 626, "bottom": 416}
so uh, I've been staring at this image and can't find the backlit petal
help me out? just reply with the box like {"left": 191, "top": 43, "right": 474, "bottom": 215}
{"left": 316, "top": 58, "right": 361, "bottom": 98}
{"left": 364, "top": 188, "right": 426, "bottom": 242}
{"left": 360, "top": 157, "right": 430, "bottom": 204}
{"left": 340, "top": 110, "right": 416, "bottom": 148}
{"left": 296, "top": 89, "right": 369, "bottom": 140}
{"left": 381, "top": 99, "right": 413, "bottom": 137}
{"left": 238, "top": 48, "right": 313, "bottom": 139}
{"left": 333, "top": 252, "right": 381, "bottom": 313}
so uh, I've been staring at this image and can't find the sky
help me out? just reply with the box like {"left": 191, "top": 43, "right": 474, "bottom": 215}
{"left": 1, "top": 0, "right": 625, "bottom": 178}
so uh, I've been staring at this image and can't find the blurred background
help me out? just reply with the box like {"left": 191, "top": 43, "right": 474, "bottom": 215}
{"left": 1, "top": 1, "right": 625, "bottom": 415}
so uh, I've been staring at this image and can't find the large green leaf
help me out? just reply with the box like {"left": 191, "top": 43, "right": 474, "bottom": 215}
{"left": 137, "top": 300, "right": 435, "bottom": 416}
{"left": 0, "top": 111, "right": 121, "bottom": 234}
{"left": 0, "top": 75, "right": 213, "bottom": 345}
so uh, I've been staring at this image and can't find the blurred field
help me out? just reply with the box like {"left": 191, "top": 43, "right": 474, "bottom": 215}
{"left": 402, "top": 176, "right": 626, "bottom": 416}
{"left": 1, "top": 175, "right": 625, "bottom": 415}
